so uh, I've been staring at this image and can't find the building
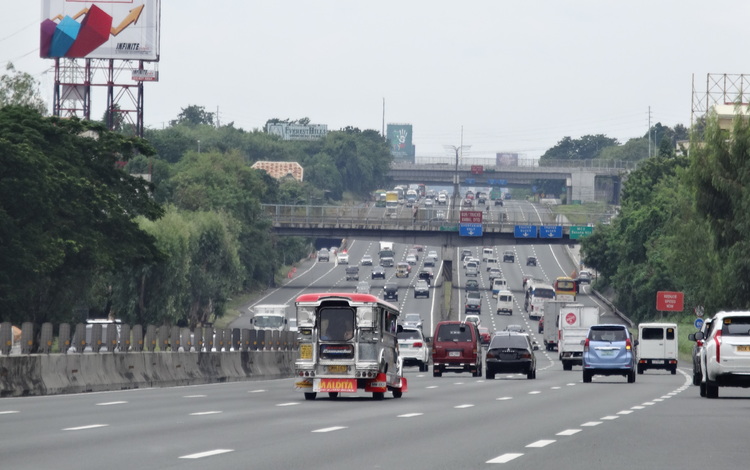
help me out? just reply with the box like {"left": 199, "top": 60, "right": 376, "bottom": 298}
{"left": 251, "top": 161, "right": 304, "bottom": 182}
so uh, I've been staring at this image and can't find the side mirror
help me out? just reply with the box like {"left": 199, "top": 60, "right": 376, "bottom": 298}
{"left": 634, "top": 339, "right": 639, "bottom": 346}
{"left": 425, "top": 337, "right": 431, "bottom": 344}
{"left": 533, "top": 345, "right": 539, "bottom": 351}
{"left": 694, "top": 331, "right": 705, "bottom": 341}
{"left": 688, "top": 333, "right": 696, "bottom": 341}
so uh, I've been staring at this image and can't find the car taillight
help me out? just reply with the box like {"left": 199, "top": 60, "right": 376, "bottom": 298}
{"left": 486, "top": 350, "right": 495, "bottom": 359}
{"left": 697, "top": 340, "right": 704, "bottom": 347}
{"left": 519, "top": 352, "right": 531, "bottom": 359}
{"left": 583, "top": 338, "right": 590, "bottom": 352}
{"left": 413, "top": 342, "right": 423, "bottom": 348}
{"left": 625, "top": 338, "right": 632, "bottom": 350}
{"left": 715, "top": 330, "right": 722, "bottom": 362}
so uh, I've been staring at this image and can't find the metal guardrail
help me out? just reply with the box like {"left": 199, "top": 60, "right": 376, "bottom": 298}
{"left": 261, "top": 204, "right": 613, "bottom": 230}
{"left": 392, "top": 158, "right": 638, "bottom": 171}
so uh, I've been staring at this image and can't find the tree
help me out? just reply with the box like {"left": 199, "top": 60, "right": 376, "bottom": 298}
{"left": 169, "top": 105, "right": 215, "bottom": 127}
{"left": 0, "top": 107, "right": 164, "bottom": 325}
{"left": 540, "top": 134, "right": 619, "bottom": 163}
{"left": 0, "top": 63, "right": 46, "bottom": 114}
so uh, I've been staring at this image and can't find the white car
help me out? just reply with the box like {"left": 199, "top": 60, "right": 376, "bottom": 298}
{"left": 360, "top": 254, "right": 373, "bottom": 266}
{"left": 397, "top": 327, "right": 430, "bottom": 371}
{"left": 406, "top": 254, "right": 417, "bottom": 265}
{"left": 699, "top": 311, "right": 750, "bottom": 398}
{"left": 337, "top": 251, "right": 349, "bottom": 264}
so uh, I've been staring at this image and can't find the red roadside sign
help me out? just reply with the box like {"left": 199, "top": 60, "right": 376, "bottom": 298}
{"left": 471, "top": 165, "right": 484, "bottom": 175}
{"left": 656, "top": 291, "right": 684, "bottom": 311}
{"left": 460, "top": 210, "right": 483, "bottom": 224}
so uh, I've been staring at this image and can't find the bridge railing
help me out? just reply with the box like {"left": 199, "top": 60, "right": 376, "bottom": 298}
{"left": 393, "top": 158, "right": 637, "bottom": 170}
{"left": 261, "top": 204, "right": 613, "bottom": 230}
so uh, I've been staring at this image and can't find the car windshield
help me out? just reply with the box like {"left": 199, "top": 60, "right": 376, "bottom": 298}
{"left": 589, "top": 327, "right": 627, "bottom": 342}
{"left": 721, "top": 317, "right": 750, "bottom": 336}
{"left": 405, "top": 314, "right": 420, "bottom": 322}
{"left": 437, "top": 325, "right": 473, "bottom": 342}
{"left": 397, "top": 330, "right": 421, "bottom": 340}
{"left": 490, "top": 335, "right": 529, "bottom": 349}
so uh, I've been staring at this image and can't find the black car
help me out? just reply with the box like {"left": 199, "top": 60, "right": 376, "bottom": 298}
{"left": 465, "top": 279, "right": 479, "bottom": 292}
{"left": 371, "top": 266, "right": 386, "bottom": 280}
{"left": 485, "top": 332, "right": 537, "bottom": 380}
{"left": 383, "top": 283, "right": 398, "bottom": 301}
{"left": 502, "top": 251, "right": 515, "bottom": 263}
{"left": 526, "top": 256, "right": 537, "bottom": 267}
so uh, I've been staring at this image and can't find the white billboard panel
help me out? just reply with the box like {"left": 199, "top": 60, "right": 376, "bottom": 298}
{"left": 41, "top": 0, "right": 160, "bottom": 61}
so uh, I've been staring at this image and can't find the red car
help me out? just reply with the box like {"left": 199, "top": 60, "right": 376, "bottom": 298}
{"left": 479, "top": 327, "right": 492, "bottom": 345}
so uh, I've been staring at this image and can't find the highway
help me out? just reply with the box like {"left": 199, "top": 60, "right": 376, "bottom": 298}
{"left": 3, "top": 195, "right": 748, "bottom": 468}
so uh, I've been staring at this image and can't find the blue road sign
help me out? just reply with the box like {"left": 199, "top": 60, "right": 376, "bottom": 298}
{"left": 514, "top": 225, "right": 537, "bottom": 238}
{"left": 540, "top": 225, "right": 563, "bottom": 239}
{"left": 694, "top": 318, "right": 704, "bottom": 329}
{"left": 464, "top": 178, "right": 476, "bottom": 184}
{"left": 459, "top": 223, "right": 483, "bottom": 237}
{"left": 488, "top": 179, "right": 507, "bottom": 186}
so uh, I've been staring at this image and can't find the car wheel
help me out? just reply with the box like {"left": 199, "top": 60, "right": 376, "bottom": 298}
{"left": 692, "top": 371, "right": 701, "bottom": 386}
{"left": 304, "top": 392, "right": 317, "bottom": 400}
{"left": 486, "top": 371, "right": 495, "bottom": 380}
{"left": 328, "top": 392, "right": 339, "bottom": 399}
{"left": 433, "top": 368, "right": 442, "bottom": 378}
{"left": 671, "top": 367, "right": 677, "bottom": 375}
{"left": 706, "top": 382, "right": 719, "bottom": 398}
{"left": 527, "top": 369, "right": 534, "bottom": 379}
{"left": 582, "top": 370, "right": 592, "bottom": 383}
{"left": 627, "top": 370, "right": 636, "bottom": 383}
{"left": 392, "top": 389, "right": 403, "bottom": 398}
{"left": 562, "top": 361, "right": 572, "bottom": 371}
{"left": 373, "top": 392, "right": 385, "bottom": 400}
{"left": 637, "top": 364, "right": 644, "bottom": 374}
{"left": 700, "top": 382, "right": 707, "bottom": 397}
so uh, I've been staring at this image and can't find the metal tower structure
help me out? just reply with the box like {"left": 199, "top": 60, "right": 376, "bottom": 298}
{"left": 691, "top": 73, "right": 750, "bottom": 125}
{"left": 53, "top": 58, "right": 157, "bottom": 137}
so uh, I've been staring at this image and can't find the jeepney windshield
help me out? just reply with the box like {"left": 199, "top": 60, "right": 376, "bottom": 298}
{"left": 319, "top": 307, "right": 355, "bottom": 341}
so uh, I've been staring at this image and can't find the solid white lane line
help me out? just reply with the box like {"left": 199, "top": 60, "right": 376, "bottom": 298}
{"left": 312, "top": 426, "right": 347, "bottom": 433}
{"left": 526, "top": 440, "right": 556, "bottom": 448}
{"left": 96, "top": 401, "right": 127, "bottom": 406}
{"left": 581, "top": 421, "right": 602, "bottom": 427}
{"left": 557, "top": 429, "right": 581, "bottom": 436}
{"left": 63, "top": 424, "right": 108, "bottom": 431}
{"left": 179, "top": 449, "right": 234, "bottom": 459}
{"left": 455, "top": 404, "right": 474, "bottom": 409}
{"left": 190, "top": 411, "right": 222, "bottom": 416}
{"left": 398, "top": 413, "right": 423, "bottom": 418}
{"left": 487, "top": 453, "right": 524, "bottom": 464}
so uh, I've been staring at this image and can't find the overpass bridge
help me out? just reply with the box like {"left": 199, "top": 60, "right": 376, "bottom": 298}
{"left": 387, "top": 159, "right": 634, "bottom": 203}
{"left": 263, "top": 203, "right": 611, "bottom": 248}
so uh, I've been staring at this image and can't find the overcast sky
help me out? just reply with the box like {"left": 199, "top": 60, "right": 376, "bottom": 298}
{"left": 2, "top": 1, "right": 748, "bottom": 159}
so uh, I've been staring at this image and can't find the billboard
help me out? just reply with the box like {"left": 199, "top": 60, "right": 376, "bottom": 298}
{"left": 266, "top": 123, "right": 328, "bottom": 141}
{"left": 387, "top": 123, "right": 415, "bottom": 163}
{"left": 496, "top": 152, "right": 519, "bottom": 167}
{"left": 41, "top": 1, "right": 161, "bottom": 60}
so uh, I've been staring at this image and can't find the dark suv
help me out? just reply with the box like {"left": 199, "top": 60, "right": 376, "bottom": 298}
{"left": 486, "top": 332, "right": 537, "bottom": 380}
{"left": 582, "top": 324, "right": 637, "bottom": 383}
{"left": 432, "top": 321, "right": 482, "bottom": 377}
{"left": 383, "top": 283, "right": 398, "bottom": 301}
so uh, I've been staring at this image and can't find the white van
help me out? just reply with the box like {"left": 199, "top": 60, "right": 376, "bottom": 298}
{"left": 465, "top": 261, "right": 479, "bottom": 277}
{"left": 482, "top": 247, "right": 494, "bottom": 261}
{"left": 496, "top": 290, "right": 514, "bottom": 315}
{"left": 637, "top": 322, "right": 678, "bottom": 374}
{"left": 491, "top": 278, "right": 508, "bottom": 298}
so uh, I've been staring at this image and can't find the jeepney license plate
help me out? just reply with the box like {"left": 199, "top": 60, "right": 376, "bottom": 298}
{"left": 327, "top": 365, "right": 348, "bottom": 373}
{"left": 738, "top": 345, "right": 750, "bottom": 352}
{"left": 449, "top": 351, "right": 461, "bottom": 357}
{"left": 299, "top": 344, "right": 312, "bottom": 360}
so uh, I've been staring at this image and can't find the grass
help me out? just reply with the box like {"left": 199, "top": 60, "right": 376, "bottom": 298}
{"left": 549, "top": 202, "right": 612, "bottom": 225}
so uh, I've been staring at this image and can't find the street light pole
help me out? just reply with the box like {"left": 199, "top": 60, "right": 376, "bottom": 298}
{"left": 444, "top": 143, "right": 471, "bottom": 223}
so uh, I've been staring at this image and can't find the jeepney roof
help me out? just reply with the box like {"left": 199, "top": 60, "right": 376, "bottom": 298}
{"left": 295, "top": 293, "right": 399, "bottom": 311}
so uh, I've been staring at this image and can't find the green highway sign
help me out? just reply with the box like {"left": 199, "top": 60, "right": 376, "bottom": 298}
{"left": 569, "top": 225, "right": 594, "bottom": 239}
{"left": 439, "top": 225, "right": 458, "bottom": 232}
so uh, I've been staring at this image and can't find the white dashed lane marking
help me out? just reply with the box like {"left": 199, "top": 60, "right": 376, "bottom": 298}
{"left": 63, "top": 424, "right": 108, "bottom": 431}
{"left": 581, "top": 421, "right": 602, "bottom": 427}
{"left": 312, "top": 426, "right": 348, "bottom": 433}
{"left": 557, "top": 429, "right": 581, "bottom": 436}
{"left": 398, "top": 413, "right": 423, "bottom": 418}
{"left": 487, "top": 453, "right": 524, "bottom": 464}
{"left": 96, "top": 401, "right": 127, "bottom": 406}
{"left": 526, "top": 440, "right": 556, "bottom": 448}
{"left": 190, "top": 411, "right": 222, "bottom": 416}
{"left": 179, "top": 449, "right": 233, "bottom": 459}
{"left": 455, "top": 404, "right": 475, "bottom": 409}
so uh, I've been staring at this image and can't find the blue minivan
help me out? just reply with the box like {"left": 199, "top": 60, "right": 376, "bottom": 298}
{"left": 582, "top": 324, "right": 637, "bottom": 383}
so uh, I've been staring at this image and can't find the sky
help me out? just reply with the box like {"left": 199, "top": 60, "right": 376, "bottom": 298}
{"left": 2, "top": 1, "right": 749, "bottom": 160}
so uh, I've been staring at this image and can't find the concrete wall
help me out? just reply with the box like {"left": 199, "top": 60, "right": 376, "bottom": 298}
{"left": 0, "top": 350, "right": 296, "bottom": 398}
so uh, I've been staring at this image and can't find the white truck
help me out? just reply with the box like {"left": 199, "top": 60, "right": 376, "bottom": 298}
{"left": 556, "top": 303, "right": 600, "bottom": 370}
{"left": 542, "top": 300, "right": 566, "bottom": 351}
{"left": 249, "top": 304, "right": 289, "bottom": 331}
{"left": 636, "top": 322, "right": 678, "bottom": 375}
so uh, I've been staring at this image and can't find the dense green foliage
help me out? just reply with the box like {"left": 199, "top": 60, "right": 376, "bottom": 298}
{"left": 582, "top": 112, "right": 748, "bottom": 322}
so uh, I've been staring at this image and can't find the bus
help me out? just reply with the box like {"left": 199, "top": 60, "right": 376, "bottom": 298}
{"left": 294, "top": 293, "right": 407, "bottom": 400}
{"left": 524, "top": 281, "right": 556, "bottom": 320}
{"left": 374, "top": 189, "right": 387, "bottom": 207}
{"left": 554, "top": 276, "right": 578, "bottom": 302}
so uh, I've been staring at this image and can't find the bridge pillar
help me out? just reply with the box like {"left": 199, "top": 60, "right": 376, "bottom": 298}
{"left": 570, "top": 169, "right": 597, "bottom": 203}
